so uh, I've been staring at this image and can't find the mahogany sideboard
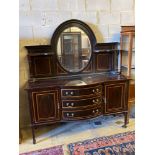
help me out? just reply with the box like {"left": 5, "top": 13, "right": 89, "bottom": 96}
{"left": 25, "top": 19, "right": 130, "bottom": 144}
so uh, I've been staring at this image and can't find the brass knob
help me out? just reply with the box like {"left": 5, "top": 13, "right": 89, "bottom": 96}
{"left": 65, "top": 92, "right": 68, "bottom": 95}
{"left": 66, "top": 113, "right": 74, "bottom": 117}
{"left": 66, "top": 103, "right": 69, "bottom": 106}
{"left": 71, "top": 103, "right": 74, "bottom": 106}
{"left": 96, "top": 88, "right": 99, "bottom": 92}
{"left": 92, "top": 89, "right": 95, "bottom": 92}
{"left": 70, "top": 91, "right": 74, "bottom": 95}
{"left": 93, "top": 100, "right": 95, "bottom": 103}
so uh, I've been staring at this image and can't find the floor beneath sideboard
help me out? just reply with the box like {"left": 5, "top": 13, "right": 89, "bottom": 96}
{"left": 19, "top": 115, "right": 135, "bottom": 154}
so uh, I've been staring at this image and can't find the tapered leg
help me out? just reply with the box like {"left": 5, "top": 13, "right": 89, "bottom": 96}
{"left": 127, "top": 112, "right": 130, "bottom": 124}
{"left": 122, "top": 112, "right": 128, "bottom": 128}
{"left": 32, "top": 126, "right": 36, "bottom": 144}
{"left": 113, "top": 114, "right": 116, "bottom": 117}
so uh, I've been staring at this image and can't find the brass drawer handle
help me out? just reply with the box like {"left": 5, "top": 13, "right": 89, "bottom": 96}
{"left": 66, "top": 102, "right": 74, "bottom": 107}
{"left": 92, "top": 99, "right": 100, "bottom": 104}
{"left": 66, "top": 113, "right": 74, "bottom": 117}
{"left": 92, "top": 88, "right": 101, "bottom": 93}
{"left": 65, "top": 92, "right": 69, "bottom": 95}
{"left": 70, "top": 91, "right": 74, "bottom": 95}
{"left": 92, "top": 109, "right": 99, "bottom": 114}
{"left": 64, "top": 91, "right": 74, "bottom": 96}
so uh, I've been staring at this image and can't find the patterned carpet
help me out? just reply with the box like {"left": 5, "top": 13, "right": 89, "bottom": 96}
{"left": 20, "top": 145, "right": 64, "bottom": 155}
{"left": 68, "top": 131, "right": 135, "bottom": 155}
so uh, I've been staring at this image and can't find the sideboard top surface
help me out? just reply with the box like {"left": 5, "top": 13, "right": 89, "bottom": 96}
{"left": 26, "top": 73, "right": 128, "bottom": 90}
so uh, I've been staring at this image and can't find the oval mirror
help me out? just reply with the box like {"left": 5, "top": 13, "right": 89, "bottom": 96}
{"left": 51, "top": 19, "right": 96, "bottom": 73}
{"left": 57, "top": 27, "right": 91, "bottom": 72}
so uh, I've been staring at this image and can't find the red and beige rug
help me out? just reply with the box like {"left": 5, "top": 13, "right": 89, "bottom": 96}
{"left": 68, "top": 131, "right": 135, "bottom": 155}
{"left": 20, "top": 145, "right": 64, "bottom": 155}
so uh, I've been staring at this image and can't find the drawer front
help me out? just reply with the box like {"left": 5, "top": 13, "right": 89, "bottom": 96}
{"left": 61, "top": 85, "right": 102, "bottom": 97}
{"left": 62, "top": 106, "right": 102, "bottom": 120}
{"left": 62, "top": 96, "right": 102, "bottom": 109}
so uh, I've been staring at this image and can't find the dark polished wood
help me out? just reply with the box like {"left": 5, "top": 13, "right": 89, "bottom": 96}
{"left": 104, "top": 82, "right": 128, "bottom": 113}
{"left": 25, "top": 19, "right": 130, "bottom": 144}
{"left": 122, "top": 112, "right": 128, "bottom": 128}
{"left": 26, "top": 45, "right": 55, "bottom": 78}
{"left": 26, "top": 74, "right": 129, "bottom": 143}
{"left": 30, "top": 89, "right": 60, "bottom": 124}
{"left": 31, "top": 126, "right": 36, "bottom": 144}
{"left": 62, "top": 105, "right": 102, "bottom": 120}
{"left": 26, "top": 45, "right": 119, "bottom": 78}
{"left": 94, "top": 52, "right": 114, "bottom": 72}
{"left": 62, "top": 96, "right": 102, "bottom": 109}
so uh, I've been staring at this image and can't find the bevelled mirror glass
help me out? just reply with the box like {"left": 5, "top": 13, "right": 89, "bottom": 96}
{"left": 57, "top": 27, "right": 92, "bottom": 72}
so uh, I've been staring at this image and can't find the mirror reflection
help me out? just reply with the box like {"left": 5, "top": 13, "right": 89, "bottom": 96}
{"left": 57, "top": 27, "right": 91, "bottom": 72}
{"left": 65, "top": 80, "right": 87, "bottom": 86}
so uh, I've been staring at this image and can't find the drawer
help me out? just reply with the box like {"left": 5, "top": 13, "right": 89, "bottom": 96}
{"left": 61, "top": 85, "right": 102, "bottom": 97}
{"left": 62, "top": 96, "right": 102, "bottom": 109}
{"left": 62, "top": 106, "right": 102, "bottom": 120}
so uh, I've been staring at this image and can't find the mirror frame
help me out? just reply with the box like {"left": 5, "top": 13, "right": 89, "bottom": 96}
{"left": 51, "top": 19, "right": 97, "bottom": 74}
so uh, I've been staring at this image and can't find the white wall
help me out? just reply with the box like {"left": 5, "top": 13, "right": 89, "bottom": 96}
{"left": 20, "top": 0, "right": 135, "bottom": 42}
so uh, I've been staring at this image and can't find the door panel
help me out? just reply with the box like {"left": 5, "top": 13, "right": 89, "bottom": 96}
{"left": 95, "top": 52, "right": 114, "bottom": 72}
{"left": 104, "top": 83, "right": 126, "bottom": 113}
{"left": 32, "top": 90, "right": 60, "bottom": 123}
{"left": 30, "top": 55, "right": 54, "bottom": 78}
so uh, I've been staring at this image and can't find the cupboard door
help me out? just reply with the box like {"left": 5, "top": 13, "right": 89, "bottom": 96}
{"left": 31, "top": 90, "right": 60, "bottom": 123}
{"left": 95, "top": 52, "right": 114, "bottom": 72}
{"left": 29, "top": 55, "right": 54, "bottom": 78}
{"left": 104, "top": 83, "right": 127, "bottom": 113}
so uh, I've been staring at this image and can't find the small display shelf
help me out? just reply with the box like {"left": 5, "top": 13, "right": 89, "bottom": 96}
{"left": 120, "top": 26, "right": 135, "bottom": 78}
{"left": 120, "top": 26, "right": 135, "bottom": 122}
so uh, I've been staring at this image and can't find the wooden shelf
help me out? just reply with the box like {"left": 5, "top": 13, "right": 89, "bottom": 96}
{"left": 121, "top": 65, "right": 135, "bottom": 69}
{"left": 121, "top": 49, "right": 135, "bottom": 53}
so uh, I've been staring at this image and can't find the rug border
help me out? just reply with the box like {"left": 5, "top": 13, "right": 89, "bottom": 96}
{"left": 67, "top": 130, "right": 135, "bottom": 155}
